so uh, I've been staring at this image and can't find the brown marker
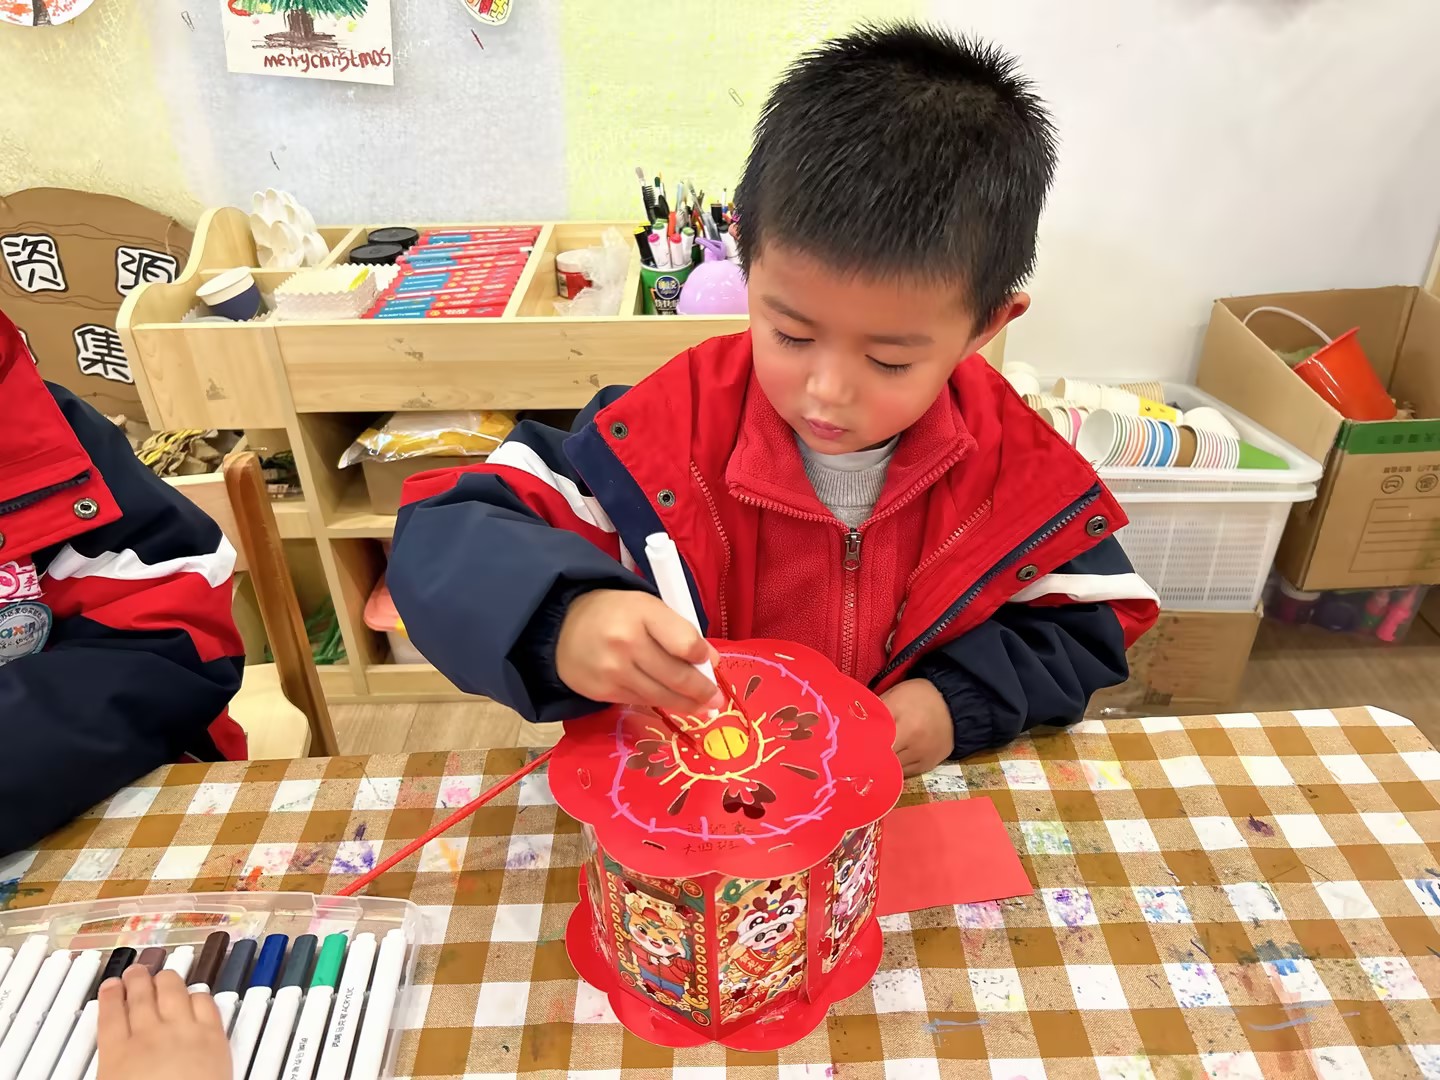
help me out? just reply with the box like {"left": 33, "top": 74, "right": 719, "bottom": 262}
{"left": 188, "top": 931, "right": 230, "bottom": 993}
{"left": 136, "top": 946, "right": 167, "bottom": 975}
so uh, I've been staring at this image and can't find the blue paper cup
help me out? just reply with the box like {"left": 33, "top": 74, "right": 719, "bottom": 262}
{"left": 197, "top": 267, "right": 262, "bottom": 321}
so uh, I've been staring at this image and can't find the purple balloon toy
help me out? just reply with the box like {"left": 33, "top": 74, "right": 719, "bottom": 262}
{"left": 676, "top": 237, "right": 748, "bottom": 315}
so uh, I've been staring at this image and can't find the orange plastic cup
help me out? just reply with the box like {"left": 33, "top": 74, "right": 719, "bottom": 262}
{"left": 1292, "top": 328, "right": 1396, "bottom": 421}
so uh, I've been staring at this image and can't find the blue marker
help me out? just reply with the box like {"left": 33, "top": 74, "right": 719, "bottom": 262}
{"left": 227, "top": 934, "right": 286, "bottom": 1079}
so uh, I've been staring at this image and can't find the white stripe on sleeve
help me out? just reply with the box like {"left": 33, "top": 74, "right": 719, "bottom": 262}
{"left": 1010, "top": 572, "right": 1159, "bottom": 606}
{"left": 487, "top": 442, "right": 635, "bottom": 571}
{"left": 44, "top": 537, "right": 236, "bottom": 589}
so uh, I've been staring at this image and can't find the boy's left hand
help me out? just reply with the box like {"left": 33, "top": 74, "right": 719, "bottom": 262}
{"left": 883, "top": 679, "right": 954, "bottom": 777}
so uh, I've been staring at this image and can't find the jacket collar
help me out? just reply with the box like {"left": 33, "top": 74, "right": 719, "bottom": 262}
{"left": 726, "top": 370, "right": 976, "bottom": 519}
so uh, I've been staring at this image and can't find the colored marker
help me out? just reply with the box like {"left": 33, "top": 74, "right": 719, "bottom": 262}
{"left": 51, "top": 947, "right": 132, "bottom": 1080}
{"left": 0, "top": 951, "right": 13, "bottom": 988}
{"left": 162, "top": 945, "right": 196, "bottom": 981}
{"left": 281, "top": 933, "right": 347, "bottom": 1080}
{"left": 246, "top": 934, "right": 316, "bottom": 1080}
{"left": 228, "top": 935, "right": 287, "bottom": 1080}
{"left": 15, "top": 949, "right": 102, "bottom": 1080}
{"left": 0, "top": 949, "right": 72, "bottom": 1080}
{"left": 314, "top": 933, "right": 376, "bottom": 1080}
{"left": 0, "top": 937, "right": 48, "bottom": 1045}
{"left": 188, "top": 931, "right": 229, "bottom": 995}
{"left": 212, "top": 939, "right": 256, "bottom": 1035}
{"left": 348, "top": 929, "right": 406, "bottom": 1080}
{"left": 136, "top": 947, "right": 166, "bottom": 976}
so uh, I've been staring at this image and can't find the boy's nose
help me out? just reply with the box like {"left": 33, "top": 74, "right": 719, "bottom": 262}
{"left": 806, "top": 357, "right": 854, "bottom": 408}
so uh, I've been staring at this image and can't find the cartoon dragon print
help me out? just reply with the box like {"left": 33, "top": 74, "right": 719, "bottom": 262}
{"left": 826, "top": 826, "right": 878, "bottom": 966}
{"left": 720, "top": 879, "right": 807, "bottom": 1019}
{"left": 621, "top": 890, "right": 700, "bottom": 1007}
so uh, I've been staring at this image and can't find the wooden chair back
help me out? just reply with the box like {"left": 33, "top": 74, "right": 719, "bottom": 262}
{"left": 168, "top": 455, "right": 339, "bottom": 756}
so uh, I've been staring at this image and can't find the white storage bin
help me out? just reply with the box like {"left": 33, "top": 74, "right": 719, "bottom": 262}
{"left": 1081, "top": 383, "right": 1323, "bottom": 610}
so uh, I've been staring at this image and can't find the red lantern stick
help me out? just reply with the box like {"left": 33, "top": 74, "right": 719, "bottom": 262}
{"left": 337, "top": 747, "right": 555, "bottom": 897}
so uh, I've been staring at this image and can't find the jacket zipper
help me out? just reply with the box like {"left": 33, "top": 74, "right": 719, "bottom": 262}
{"left": 734, "top": 445, "right": 968, "bottom": 677}
{"left": 873, "top": 484, "right": 1103, "bottom": 685}
{"left": 840, "top": 528, "right": 862, "bottom": 674}
{"left": 689, "top": 462, "right": 733, "bottom": 638}
{"left": 0, "top": 471, "right": 90, "bottom": 517}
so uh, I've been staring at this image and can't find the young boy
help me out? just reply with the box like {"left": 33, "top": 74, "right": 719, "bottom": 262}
{"left": 0, "top": 312, "right": 246, "bottom": 855}
{"left": 390, "top": 24, "right": 1158, "bottom": 775}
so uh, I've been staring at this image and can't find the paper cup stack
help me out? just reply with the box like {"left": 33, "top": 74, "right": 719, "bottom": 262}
{"left": 1076, "top": 411, "right": 1180, "bottom": 467}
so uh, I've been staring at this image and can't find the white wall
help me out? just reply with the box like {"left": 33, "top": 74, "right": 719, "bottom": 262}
{"left": 933, "top": 0, "right": 1440, "bottom": 381}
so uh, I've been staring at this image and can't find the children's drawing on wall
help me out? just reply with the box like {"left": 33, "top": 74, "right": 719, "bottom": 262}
{"left": 221, "top": 0, "right": 394, "bottom": 86}
{"left": 461, "top": 0, "right": 512, "bottom": 26}
{"left": 0, "top": 0, "right": 96, "bottom": 26}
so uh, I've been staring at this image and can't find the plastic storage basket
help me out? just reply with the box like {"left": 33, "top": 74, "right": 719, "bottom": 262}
{"left": 1082, "top": 383, "right": 1323, "bottom": 610}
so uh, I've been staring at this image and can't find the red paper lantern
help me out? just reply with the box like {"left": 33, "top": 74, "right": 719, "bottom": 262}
{"left": 552, "top": 639, "right": 904, "bottom": 1050}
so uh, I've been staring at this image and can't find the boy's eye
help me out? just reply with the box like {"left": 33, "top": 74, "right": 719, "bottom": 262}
{"left": 771, "top": 328, "right": 812, "bottom": 348}
{"left": 870, "top": 357, "right": 911, "bottom": 375}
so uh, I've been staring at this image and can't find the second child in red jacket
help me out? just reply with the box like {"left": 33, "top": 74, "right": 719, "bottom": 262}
{"left": 389, "top": 25, "right": 1159, "bottom": 775}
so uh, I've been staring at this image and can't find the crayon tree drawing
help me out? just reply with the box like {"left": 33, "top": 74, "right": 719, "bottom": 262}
{"left": 0, "top": 0, "right": 96, "bottom": 26}
{"left": 221, "top": 0, "right": 394, "bottom": 86}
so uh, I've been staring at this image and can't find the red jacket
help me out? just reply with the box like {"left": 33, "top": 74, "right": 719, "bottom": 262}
{"left": 0, "top": 312, "right": 245, "bottom": 855}
{"left": 390, "top": 333, "right": 1157, "bottom": 754}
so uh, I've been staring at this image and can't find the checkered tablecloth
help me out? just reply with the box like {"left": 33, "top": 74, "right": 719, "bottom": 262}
{"left": 7, "top": 706, "right": 1440, "bottom": 1079}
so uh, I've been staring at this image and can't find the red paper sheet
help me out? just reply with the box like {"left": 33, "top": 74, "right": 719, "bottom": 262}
{"left": 876, "top": 797, "right": 1033, "bottom": 916}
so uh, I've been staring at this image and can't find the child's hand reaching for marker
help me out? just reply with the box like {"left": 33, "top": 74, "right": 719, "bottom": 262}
{"left": 97, "top": 966, "right": 231, "bottom": 1080}
{"left": 557, "top": 589, "right": 725, "bottom": 714}
{"left": 884, "top": 679, "right": 955, "bottom": 777}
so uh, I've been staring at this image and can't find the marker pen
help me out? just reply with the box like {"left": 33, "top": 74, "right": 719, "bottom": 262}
{"left": 211, "top": 939, "right": 256, "bottom": 1035}
{"left": 52, "top": 947, "right": 132, "bottom": 1080}
{"left": 281, "top": 933, "right": 346, "bottom": 1080}
{"left": 314, "top": 933, "right": 376, "bottom": 1080}
{"left": 162, "top": 945, "right": 196, "bottom": 982}
{"left": 0, "top": 949, "right": 72, "bottom": 1080}
{"left": 0, "top": 937, "right": 48, "bottom": 1044}
{"left": 136, "top": 947, "right": 166, "bottom": 975}
{"left": 347, "top": 929, "right": 406, "bottom": 1080}
{"left": 668, "top": 234, "right": 684, "bottom": 268}
{"left": 188, "top": 931, "right": 229, "bottom": 995}
{"left": 647, "top": 232, "right": 670, "bottom": 270}
{"left": 0, "top": 950, "right": 13, "bottom": 987}
{"left": 228, "top": 935, "right": 287, "bottom": 1080}
{"left": 15, "top": 949, "right": 101, "bottom": 1080}
{"left": 246, "top": 934, "right": 316, "bottom": 1080}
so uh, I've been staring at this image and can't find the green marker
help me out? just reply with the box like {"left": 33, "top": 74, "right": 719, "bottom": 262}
{"left": 280, "top": 933, "right": 348, "bottom": 1080}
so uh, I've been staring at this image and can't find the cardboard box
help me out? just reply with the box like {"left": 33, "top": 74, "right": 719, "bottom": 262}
{"left": 1088, "top": 607, "right": 1261, "bottom": 717}
{"left": 362, "top": 457, "right": 479, "bottom": 515}
{"left": 1198, "top": 288, "right": 1440, "bottom": 590}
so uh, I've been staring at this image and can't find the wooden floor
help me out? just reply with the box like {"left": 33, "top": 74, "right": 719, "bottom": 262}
{"left": 331, "top": 618, "right": 1440, "bottom": 755}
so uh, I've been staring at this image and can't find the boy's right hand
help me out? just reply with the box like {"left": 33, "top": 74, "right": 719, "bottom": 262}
{"left": 556, "top": 589, "right": 724, "bottom": 714}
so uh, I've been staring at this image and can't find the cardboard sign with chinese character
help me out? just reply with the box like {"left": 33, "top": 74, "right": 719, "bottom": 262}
{"left": 0, "top": 187, "right": 191, "bottom": 416}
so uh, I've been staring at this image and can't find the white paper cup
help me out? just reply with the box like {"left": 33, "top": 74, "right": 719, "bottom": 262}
{"left": 1076, "top": 410, "right": 1121, "bottom": 466}
{"left": 1005, "top": 370, "right": 1042, "bottom": 396}
{"left": 1182, "top": 406, "right": 1240, "bottom": 439}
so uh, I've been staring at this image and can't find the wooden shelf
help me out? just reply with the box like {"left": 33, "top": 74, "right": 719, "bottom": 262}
{"left": 325, "top": 474, "right": 397, "bottom": 538}
{"left": 365, "top": 663, "right": 471, "bottom": 702}
{"left": 270, "top": 495, "right": 313, "bottom": 539}
{"left": 121, "top": 205, "right": 1007, "bottom": 706}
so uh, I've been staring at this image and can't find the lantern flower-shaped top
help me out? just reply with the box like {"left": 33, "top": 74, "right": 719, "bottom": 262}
{"left": 549, "top": 639, "right": 904, "bottom": 881}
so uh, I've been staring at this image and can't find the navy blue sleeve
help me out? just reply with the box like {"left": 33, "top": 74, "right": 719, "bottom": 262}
{"left": 0, "top": 388, "right": 243, "bottom": 857}
{"left": 914, "top": 538, "right": 1151, "bottom": 759}
{"left": 389, "top": 391, "right": 657, "bottom": 723}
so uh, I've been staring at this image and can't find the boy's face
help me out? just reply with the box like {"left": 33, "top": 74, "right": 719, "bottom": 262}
{"left": 748, "top": 246, "right": 1025, "bottom": 455}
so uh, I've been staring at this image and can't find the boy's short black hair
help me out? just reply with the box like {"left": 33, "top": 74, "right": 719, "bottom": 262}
{"left": 738, "top": 23, "right": 1056, "bottom": 326}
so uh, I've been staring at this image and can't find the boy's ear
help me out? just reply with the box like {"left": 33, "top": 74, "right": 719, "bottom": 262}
{"left": 967, "top": 292, "right": 1031, "bottom": 356}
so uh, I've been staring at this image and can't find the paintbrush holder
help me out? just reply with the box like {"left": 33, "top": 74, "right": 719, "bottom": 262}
{"left": 550, "top": 639, "right": 903, "bottom": 1051}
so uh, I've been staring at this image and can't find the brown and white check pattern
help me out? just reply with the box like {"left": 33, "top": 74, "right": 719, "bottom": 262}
{"left": 6, "top": 707, "right": 1440, "bottom": 1079}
